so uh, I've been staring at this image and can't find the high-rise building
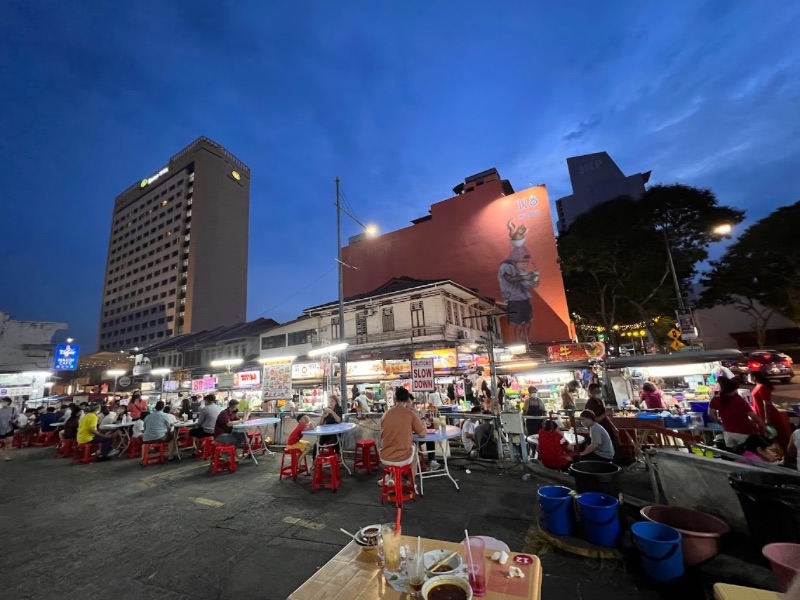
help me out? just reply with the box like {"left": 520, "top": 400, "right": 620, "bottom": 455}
{"left": 555, "top": 152, "right": 651, "bottom": 233}
{"left": 98, "top": 136, "right": 250, "bottom": 352}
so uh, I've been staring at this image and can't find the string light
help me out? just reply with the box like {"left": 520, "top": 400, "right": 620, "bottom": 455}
{"left": 571, "top": 313, "right": 663, "bottom": 333}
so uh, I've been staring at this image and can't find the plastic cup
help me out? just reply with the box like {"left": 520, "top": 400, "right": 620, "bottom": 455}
{"left": 462, "top": 537, "right": 487, "bottom": 596}
{"left": 406, "top": 547, "right": 425, "bottom": 597}
{"left": 378, "top": 523, "right": 401, "bottom": 571}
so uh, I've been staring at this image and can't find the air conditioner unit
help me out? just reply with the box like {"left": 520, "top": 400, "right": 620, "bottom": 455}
{"left": 457, "top": 330, "right": 469, "bottom": 340}
{"left": 362, "top": 308, "right": 377, "bottom": 316}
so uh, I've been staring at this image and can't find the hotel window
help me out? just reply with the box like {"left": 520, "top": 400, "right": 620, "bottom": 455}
{"left": 355, "top": 313, "right": 367, "bottom": 343}
{"left": 411, "top": 301, "right": 425, "bottom": 336}
{"left": 382, "top": 307, "right": 395, "bottom": 332}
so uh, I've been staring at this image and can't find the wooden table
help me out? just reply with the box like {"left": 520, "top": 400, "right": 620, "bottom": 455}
{"left": 287, "top": 536, "right": 542, "bottom": 600}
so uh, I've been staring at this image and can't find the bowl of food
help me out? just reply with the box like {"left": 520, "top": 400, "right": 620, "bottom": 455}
{"left": 355, "top": 524, "right": 381, "bottom": 553}
{"left": 422, "top": 574, "right": 472, "bottom": 600}
{"left": 423, "top": 549, "right": 463, "bottom": 578}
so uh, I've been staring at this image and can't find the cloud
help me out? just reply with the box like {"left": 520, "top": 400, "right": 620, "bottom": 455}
{"left": 561, "top": 116, "right": 602, "bottom": 142}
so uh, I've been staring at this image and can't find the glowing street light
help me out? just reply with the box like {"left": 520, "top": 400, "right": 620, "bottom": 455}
{"left": 106, "top": 369, "right": 127, "bottom": 396}
{"left": 713, "top": 223, "right": 733, "bottom": 236}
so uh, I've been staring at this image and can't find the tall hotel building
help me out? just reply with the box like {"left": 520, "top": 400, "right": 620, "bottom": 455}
{"left": 98, "top": 137, "right": 250, "bottom": 351}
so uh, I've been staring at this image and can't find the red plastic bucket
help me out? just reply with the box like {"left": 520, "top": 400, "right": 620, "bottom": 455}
{"left": 640, "top": 505, "right": 729, "bottom": 566}
{"left": 762, "top": 543, "right": 800, "bottom": 592}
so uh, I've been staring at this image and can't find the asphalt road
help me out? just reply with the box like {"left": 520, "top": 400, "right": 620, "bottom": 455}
{"left": 771, "top": 378, "right": 800, "bottom": 404}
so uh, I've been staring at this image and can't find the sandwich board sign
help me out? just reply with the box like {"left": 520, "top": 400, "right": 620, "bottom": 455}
{"left": 411, "top": 358, "right": 435, "bottom": 393}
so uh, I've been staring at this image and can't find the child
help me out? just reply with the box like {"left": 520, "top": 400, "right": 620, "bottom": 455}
{"left": 578, "top": 410, "right": 615, "bottom": 462}
{"left": 287, "top": 414, "right": 312, "bottom": 465}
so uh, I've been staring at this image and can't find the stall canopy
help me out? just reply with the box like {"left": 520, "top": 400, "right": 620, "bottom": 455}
{"left": 606, "top": 349, "right": 743, "bottom": 369}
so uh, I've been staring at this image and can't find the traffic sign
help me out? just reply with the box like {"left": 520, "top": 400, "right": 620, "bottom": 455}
{"left": 670, "top": 340, "right": 686, "bottom": 351}
{"left": 411, "top": 358, "right": 434, "bottom": 393}
{"left": 667, "top": 329, "right": 681, "bottom": 341}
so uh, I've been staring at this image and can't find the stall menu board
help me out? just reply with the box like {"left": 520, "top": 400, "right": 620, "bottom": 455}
{"left": 384, "top": 359, "right": 411, "bottom": 375}
{"left": 347, "top": 360, "right": 385, "bottom": 377}
{"left": 413, "top": 348, "right": 457, "bottom": 370}
{"left": 546, "top": 342, "right": 605, "bottom": 363}
{"left": 191, "top": 377, "right": 216, "bottom": 392}
{"left": 458, "top": 353, "right": 491, "bottom": 369}
{"left": 216, "top": 373, "right": 234, "bottom": 389}
{"left": 292, "top": 362, "right": 323, "bottom": 380}
{"left": 163, "top": 380, "right": 178, "bottom": 392}
{"left": 262, "top": 361, "right": 292, "bottom": 400}
{"left": 234, "top": 370, "right": 261, "bottom": 388}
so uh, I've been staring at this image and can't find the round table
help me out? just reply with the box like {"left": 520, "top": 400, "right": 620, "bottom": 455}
{"left": 171, "top": 421, "right": 197, "bottom": 461}
{"left": 303, "top": 422, "right": 358, "bottom": 474}
{"left": 412, "top": 425, "right": 461, "bottom": 493}
{"left": 99, "top": 421, "right": 135, "bottom": 454}
{"left": 233, "top": 417, "right": 280, "bottom": 464}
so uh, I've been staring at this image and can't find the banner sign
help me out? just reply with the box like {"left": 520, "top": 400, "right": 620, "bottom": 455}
{"left": 216, "top": 374, "right": 234, "bottom": 389}
{"left": 291, "top": 362, "right": 323, "bottom": 380}
{"left": 192, "top": 377, "right": 216, "bottom": 392}
{"left": 546, "top": 342, "right": 606, "bottom": 363}
{"left": 53, "top": 344, "right": 80, "bottom": 371}
{"left": 411, "top": 358, "right": 435, "bottom": 393}
{"left": 234, "top": 370, "right": 261, "bottom": 388}
{"left": 413, "top": 349, "right": 457, "bottom": 370}
{"left": 262, "top": 361, "right": 293, "bottom": 400}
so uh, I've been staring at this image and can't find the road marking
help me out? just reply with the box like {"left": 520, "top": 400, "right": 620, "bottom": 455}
{"left": 191, "top": 497, "right": 224, "bottom": 507}
{"left": 283, "top": 516, "right": 325, "bottom": 530}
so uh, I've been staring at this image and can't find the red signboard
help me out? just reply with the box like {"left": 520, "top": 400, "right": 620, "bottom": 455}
{"left": 547, "top": 342, "right": 606, "bottom": 363}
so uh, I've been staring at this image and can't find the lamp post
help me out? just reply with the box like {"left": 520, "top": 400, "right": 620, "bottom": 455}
{"left": 106, "top": 369, "right": 126, "bottom": 396}
{"left": 335, "top": 177, "right": 378, "bottom": 401}
{"left": 151, "top": 368, "right": 171, "bottom": 400}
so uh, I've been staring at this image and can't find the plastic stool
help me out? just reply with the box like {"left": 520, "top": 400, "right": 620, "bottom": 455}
{"left": 13, "top": 432, "right": 32, "bottom": 448}
{"left": 280, "top": 448, "right": 309, "bottom": 481}
{"left": 56, "top": 438, "right": 76, "bottom": 458}
{"left": 312, "top": 454, "right": 341, "bottom": 493}
{"left": 353, "top": 439, "right": 380, "bottom": 474}
{"left": 127, "top": 436, "right": 143, "bottom": 459}
{"left": 141, "top": 442, "right": 167, "bottom": 466}
{"left": 194, "top": 436, "right": 214, "bottom": 460}
{"left": 177, "top": 430, "right": 194, "bottom": 448}
{"left": 243, "top": 431, "right": 264, "bottom": 458}
{"left": 211, "top": 444, "right": 237, "bottom": 475}
{"left": 32, "top": 431, "right": 57, "bottom": 447}
{"left": 73, "top": 443, "right": 101, "bottom": 464}
{"left": 380, "top": 464, "right": 416, "bottom": 506}
{"left": 318, "top": 443, "right": 337, "bottom": 457}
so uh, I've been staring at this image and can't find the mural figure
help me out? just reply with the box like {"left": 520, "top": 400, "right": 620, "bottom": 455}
{"left": 498, "top": 221, "right": 539, "bottom": 343}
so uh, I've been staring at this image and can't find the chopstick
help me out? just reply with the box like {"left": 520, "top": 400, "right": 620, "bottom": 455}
{"left": 429, "top": 551, "right": 458, "bottom": 572}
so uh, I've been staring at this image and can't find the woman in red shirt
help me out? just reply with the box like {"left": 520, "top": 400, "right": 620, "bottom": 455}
{"left": 639, "top": 382, "right": 666, "bottom": 410}
{"left": 751, "top": 372, "right": 792, "bottom": 453}
{"left": 537, "top": 420, "right": 574, "bottom": 470}
{"left": 709, "top": 377, "right": 766, "bottom": 449}
{"left": 128, "top": 393, "right": 148, "bottom": 421}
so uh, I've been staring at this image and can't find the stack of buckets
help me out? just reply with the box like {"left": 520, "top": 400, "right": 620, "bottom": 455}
{"left": 538, "top": 486, "right": 684, "bottom": 582}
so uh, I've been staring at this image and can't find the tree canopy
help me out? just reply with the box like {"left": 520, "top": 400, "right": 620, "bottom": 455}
{"left": 699, "top": 200, "right": 800, "bottom": 346}
{"left": 558, "top": 184, "right": 744, "bottom": 334}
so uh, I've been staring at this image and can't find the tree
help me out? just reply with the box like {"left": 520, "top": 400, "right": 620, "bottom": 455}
{"left": 559, "top": 184, "right": 745, "bottom": 341}
{"left": 699, "top": 201, "right": 800, "bottom": 347}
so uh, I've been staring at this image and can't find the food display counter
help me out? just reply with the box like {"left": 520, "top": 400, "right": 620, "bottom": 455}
{"left": 496, "top": 360, "right": 593, "bottom": 412}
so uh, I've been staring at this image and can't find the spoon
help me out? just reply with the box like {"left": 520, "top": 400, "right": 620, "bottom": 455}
{"left": 339, "top": 528, "right": 362, "bottom": 542}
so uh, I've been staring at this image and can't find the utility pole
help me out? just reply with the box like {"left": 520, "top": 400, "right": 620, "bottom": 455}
{"left": 336, "top": 177, "right": 347, "bottom": 400}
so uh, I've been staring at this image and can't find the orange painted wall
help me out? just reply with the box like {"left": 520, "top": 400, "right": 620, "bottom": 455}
{"left": 342, "top": 181, "right": 571, "bottom": 343}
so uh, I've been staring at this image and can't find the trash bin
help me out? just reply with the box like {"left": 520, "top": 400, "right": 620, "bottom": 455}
{"left": 569, "top": 461, "right": 621, "bottom": 496}
{"left": 729, "top": 472, "right": 800, "bottom": 546}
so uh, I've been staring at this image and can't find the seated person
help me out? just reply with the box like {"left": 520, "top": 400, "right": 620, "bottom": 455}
{"left": 474, "top": 419, "right": 499, "bottom": 460}
{"left": 287, "top": 413, "right": 313, "bottom": 465}
{"left": 577, "top": 410, "right": 615, "bottom": 462}
{"left": 38, "top": 406, "right": 60, "bottom": 432}
{"left": 315, "top": 395, "right": 343, "bottom": 458}
{"left": 380, "top": 387, "right": 426, "bottom": 481}
{"left": 142, "top": 401, "right": 177, "bottom": 459}
{"left": 739, "top": 434, "right": 779, "bottom": 464}
{"left": 461, "top": 407, "right": 481, "bottom": 456}
{"left": 132, "top": 411, "right": 148, "bottom": 438}
{"left": 77, "top": 403, "right": 116, "bottom": 460}
{"left": 190, "top": 394, "right": 222, "bottom": 446}
{"left": 537, "top": 420, "right": 574, "bottom": 470}
{"left": 61, "top": 404, "right": 81, "bottom": 441}
{"left": 214, "top": 399, "right": 248, "bottom": 447}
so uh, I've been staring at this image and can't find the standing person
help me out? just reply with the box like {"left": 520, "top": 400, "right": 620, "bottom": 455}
{"left": 480, "top": 380, "right": 492, "bottom": 408}
{"left": 142, "top": 401, "right": 178, "bottom": 459}
{"left": 561, "top": 380, "right": 580, "bottom": 413}
{"left": 351, "top": 384, "right": 360, "bottom": 404}
{"left": 427, "top": 387, "right": 445, "bottom": 408}
{"left": 523, "top": 387, "right": 546, "bottom": 437}
{"left": 0, "top": 397, "right": 18, "bottom": 461}
{"left": 463, "top": 375, "right": 476, "bottom": 407}
{"left": 446, "top": 383, "right": 456, "bottom": 404}
{"left": 380, "top": 387, "right": 427, "bottom": 482}
{"left": 577, "top": 410, "right": 615, "bottom": 462}
{"left": 497, "top": 378, "right": 507, "bottom": 410}
{"left": 77, "top": 403, "right": 116, "bottom": 460}
{"left": 354, "top": 389, "right": 370, "bottom": 414}
{"left": 709, "top": 376, "right": 766, "bottom": 449}
{"left": 128, "top": 393, "right": 148, "bottom": 421}
{"left": 639, "top": 382, "right": 666, "bottom": 410}
{"left": 750, "top": 372, "right": 791, "bottom": 453}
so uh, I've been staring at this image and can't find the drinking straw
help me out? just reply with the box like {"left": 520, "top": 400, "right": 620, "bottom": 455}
{"left": 395, "top": 506, "right": 402, "bottom": 534}
{"left": 463, "top": 529, "right": 475, "bottom": 573}
{"left": 417, "top": 535, "right": 422, "bottom": 572}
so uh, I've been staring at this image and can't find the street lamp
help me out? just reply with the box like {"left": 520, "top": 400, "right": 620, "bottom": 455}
{"left": 335, "top": 177, "right": 378, "bottom": 400}
{"left": 210, "top": 358, "right": 244, "bottom": 373}
{"left": 309, "top": 343, "right": 349, "bottom": 397}
{"left": 151, "top": 368, "right": 171, "bottom": 398}
{"left": 106, "top": 369, "right": 126, "bottom": 396}
{"left": 66, "top": 337, "right": 74, "bottom": 343}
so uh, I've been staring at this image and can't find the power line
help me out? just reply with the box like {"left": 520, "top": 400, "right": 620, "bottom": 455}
{"left": 254, "top": 266, "right": 337, "bottom": 318}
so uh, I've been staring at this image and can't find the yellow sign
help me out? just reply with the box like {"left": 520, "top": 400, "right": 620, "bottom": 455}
{"left": 140, "top": 179, "right": 148, "bottom": 188}
{"left": 667, "top": 328, "right": 681, "bottom": 340}
{"left": 232, "top": 170, "right": 241, "bottom": 181}
{"left": 670, "top": 339, "right": 686, "bottom": 350}
{"left": 413, "top": 349, "right": 457, "bottom": 370}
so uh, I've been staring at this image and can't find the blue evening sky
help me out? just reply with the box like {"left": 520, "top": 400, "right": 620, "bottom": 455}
{"left": 1, "top": 1, "right": 799, "bottom": 350}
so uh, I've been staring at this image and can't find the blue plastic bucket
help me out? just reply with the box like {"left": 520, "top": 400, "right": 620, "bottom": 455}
{"left": 538, "top": 486, "right": 575, "bottom": 535}
{"left": 577, "top": 492, "right": 620, "bottom": 547}
{"left": 631, "top": 521, "right": 684, "bottom": 582}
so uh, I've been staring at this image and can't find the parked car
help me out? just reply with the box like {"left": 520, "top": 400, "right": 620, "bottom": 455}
{"left": 723, "top": 350, "right": 795, "bottom": 384}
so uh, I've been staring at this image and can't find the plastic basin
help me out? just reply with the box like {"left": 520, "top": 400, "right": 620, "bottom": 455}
{"left": 762, "top": 543, "right": 800, "bottom": 592}
{"left": 640, "top": 505, "right": 729, "bottom": 566}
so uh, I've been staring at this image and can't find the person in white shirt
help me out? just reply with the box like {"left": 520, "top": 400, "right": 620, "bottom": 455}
{"left": 355, "top": 392, "right": 370, "bottom": 414}
{"left": 428, "top": 388, "right": 445, "bottom": 408}
{"left": 132, "top": 415, "right": 147, "bottom": 439}
{"left": 190, "top": 394, "right": 223, "bottom": 446}
{"left": 461, "top": 407, "right": 481, "bottom": 455}
{"left": 788, "top": 428, "right": 800, "bottom": 472}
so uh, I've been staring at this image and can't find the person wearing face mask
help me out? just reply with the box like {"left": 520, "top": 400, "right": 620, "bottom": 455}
{"left": 584, "top": 382, "right": 619, "bottom": 451}
{"left": 577, "top": 410, "right": 615, "bottom": 462}
{"left": 523, "top": 386, "right": 546, "bottom": 437}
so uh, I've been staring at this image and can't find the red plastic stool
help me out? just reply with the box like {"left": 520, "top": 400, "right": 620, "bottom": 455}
{"left": 242, "top": 431, "right": 264, "bottom": 458}
{"left": 312, "top": 454, "right": 342, "bottom": 493}
{"left": 211, "top": 444, "right": 237, "bottom": 475}
{"left": 127, "top": 436, "right": 143, "bottom": 459}
{"left": 56, "top": 438, "right": 76, "bottom": 458}
{"left": 353, "top": 439, "right": 380, "bottom": 474}
{"left": 318, "top": 443, "right": 337, "bottom": 457}
{"left": 280, "top": 448, "right": 309, "bottom": 481}
{"left": 141, "top": 442, "right": 167, "bottom": 466}
{"left": 73, "top": 443, "right": 101, "bottom": 464}
{"left": 380, "top": 464, "right": 416, "bottom": 506}
{"left": 194, "top": 436, "right": 214, "bottom": 460}
{"left": 13, "top": 432, "right": 32, "bottom": 448}
{"left": 32, "top": 431, "right": 57, "bottom": 447}
{"left": 177, "top": 429, "right": 194, "bottom": 448}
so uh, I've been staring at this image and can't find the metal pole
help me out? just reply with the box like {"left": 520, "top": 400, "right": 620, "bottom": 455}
{"left": 487, "top": 319, "right": 497, "bottom": 398}
{"left": 336, "top": 177, "right": 347, "bottom": 400}
{"left": 661, "top": 227, "right": 684, "bottom": 309}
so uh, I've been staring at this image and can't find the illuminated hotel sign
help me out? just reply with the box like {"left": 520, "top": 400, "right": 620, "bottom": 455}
{"left": 140, "top": 167, "right": 169, "bottom": 188}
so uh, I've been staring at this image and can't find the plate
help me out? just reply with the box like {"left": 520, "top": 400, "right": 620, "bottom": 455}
{"left": 423, "top": 549, "right": 463, "bottom": 576}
